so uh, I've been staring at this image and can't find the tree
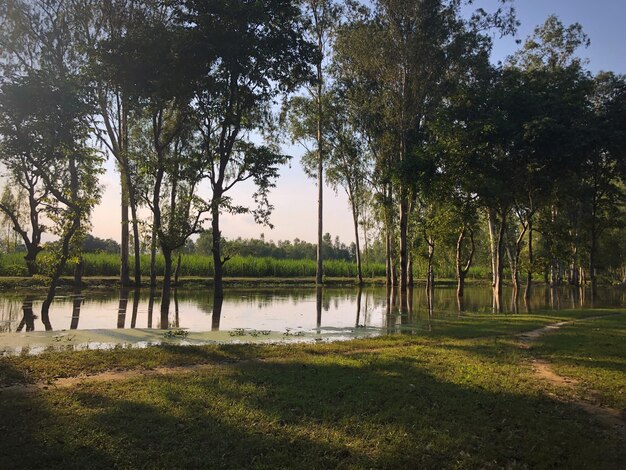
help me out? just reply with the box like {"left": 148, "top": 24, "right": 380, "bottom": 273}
{"left": 0, "top": 0, "right": 102, "bottom": 320}
{"left": 290, "top": 0, "right": 342, "bottom": 285}
{"left": 98, "top": 14, "right": 207, "bottom": 316}
{"left": 176, "top": 0, "right": 316, "bottom": 299}
{"left": 77, "top": 0, "right": 161, "bottom": 286}
{"left": 334, "top": 0, "right": 515, "bottom": 299}
{"left": 285, "top": 83, "right": 370, "bottom": 284}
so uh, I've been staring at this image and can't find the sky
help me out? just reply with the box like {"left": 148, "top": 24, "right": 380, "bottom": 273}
{"left": 90, "top": 0, "right": 626, "bottom": 245}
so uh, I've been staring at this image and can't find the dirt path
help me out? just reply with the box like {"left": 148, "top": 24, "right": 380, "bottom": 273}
{"left": 517, "top": 314, "right": 626, "bottom": 438}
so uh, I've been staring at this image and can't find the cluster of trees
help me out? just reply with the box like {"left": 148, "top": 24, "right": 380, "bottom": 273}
{"left": 196, "top": 232, "right": 357, "bottom": 261}
{"left": 0, "top": 0, "right": 624, "bottom": 321}
{"left": 283, "top": 2, "right": 626, "bottom": 311}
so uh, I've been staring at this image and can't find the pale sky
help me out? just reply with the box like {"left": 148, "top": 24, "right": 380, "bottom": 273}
{"left": 90, "top": 0, "right": 626, "bottom": 245}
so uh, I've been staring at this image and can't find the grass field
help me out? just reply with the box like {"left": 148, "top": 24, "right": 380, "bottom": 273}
{"left": 0, "top": 309, "right": 624, "bottom": 468}
{"left": 0, "top": 252, "right": 389, "bottom": 278}
{"left": 0, "top": 251, "right": 494, "bottom": 280}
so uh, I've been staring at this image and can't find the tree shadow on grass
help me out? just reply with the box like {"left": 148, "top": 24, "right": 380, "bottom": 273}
{"left": 1, "top": 351, "right": 625, "bottom": 469}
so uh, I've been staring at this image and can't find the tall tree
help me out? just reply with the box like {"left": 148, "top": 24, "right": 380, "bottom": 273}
{"left": 0, "top": 0, "right": 102, "bottom": 309}
{"left": 175, "top": 0, "right": 315, "bottom": 299}
{"left": 335, "top": 0, "right": 514, "bottom": 298}
{"left": 77, "top": 0, "right": 158, "bottom": 287}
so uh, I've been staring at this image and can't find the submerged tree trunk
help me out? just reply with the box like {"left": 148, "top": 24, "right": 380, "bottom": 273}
{"left": 160, "top": 248, "right": 173, "bottom": 327}
{"left": 399, "top": 192, "right": 409, "bottom": 294}
{"left": 426, "top": 235, "right": 435, "bottom": 315}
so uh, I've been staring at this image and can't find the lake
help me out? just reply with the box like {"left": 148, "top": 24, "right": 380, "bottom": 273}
{"left": 0, "top": 284, "right": 623, "bottom": 354}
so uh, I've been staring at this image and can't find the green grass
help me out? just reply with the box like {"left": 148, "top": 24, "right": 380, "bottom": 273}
{"left": 0, "top": 309, "right": 624, "bottom": 468}
{"left": 0, "top": 252, "right": 387, "bottom": 278}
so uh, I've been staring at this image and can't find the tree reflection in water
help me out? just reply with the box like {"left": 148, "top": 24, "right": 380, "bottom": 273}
{"left": 17, "top": 296, "right": 36, "bottom": 332}
{"left": 212, "top": 296, "right": 223, "bottom": 331}
{"left": 117, "top": 287, "right": 129, "bottom": 328}
{"left": 70, "top": 288, "right": 83, "bottom": 330}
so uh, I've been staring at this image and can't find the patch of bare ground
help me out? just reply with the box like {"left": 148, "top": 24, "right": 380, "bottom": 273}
{"left": 518, "top": 314, "right": 626, "bottom": 439}
{"left": 0, "top": 362, "right": 239, "bottom": 395}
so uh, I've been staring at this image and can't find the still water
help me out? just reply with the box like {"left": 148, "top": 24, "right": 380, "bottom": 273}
{"left": 0, "top": 285, "right": 624, "bottom": 336}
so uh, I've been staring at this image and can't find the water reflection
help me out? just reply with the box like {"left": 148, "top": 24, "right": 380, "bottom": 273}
{"left": 212, "top": 296, "right": 223, "bottom": 331}
{"left": 316, "top": 287, "right": 322, "bottom": 334}
{"left": 130, "top": 288, "right": 140, "bottom": 328}
{"left": 117, "top": 288, "right": 128, "bottom": 329}
{"left": 17, "top": 297, "right": 36, "bottom": 332}
{"left": 0, "top": 285, "right": 622, "bottom": 335}
{"left": 70, "top": 289, "right": 83, "bottom": 330}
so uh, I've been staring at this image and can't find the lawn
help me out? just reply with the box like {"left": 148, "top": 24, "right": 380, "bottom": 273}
{"left": 0, "top": 309, "right": 624, "bottom": 469}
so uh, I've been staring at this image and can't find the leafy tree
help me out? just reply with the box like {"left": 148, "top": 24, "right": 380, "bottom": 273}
{"left": 334, "top": 0, "right": 514, "bottom": 297}
{"left": 0, "top": 0, "right": 103, "bottom": 321}
{"left": 176, "top": 0, "right": 316, "bottom": 298}
{"left": 98, "top": 12, "right": 208, "bottom": 316}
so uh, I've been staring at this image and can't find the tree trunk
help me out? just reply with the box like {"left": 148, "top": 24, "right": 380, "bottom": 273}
{"left": 74, "top": 256, "right": 84, "bottom": 286}
{"left": 590, "top": 231, "right": 597, "bottom": 300}
{"left": 120, "top": 174, "right": 131, "bottom": 286}
{"left": 149, "top": 223, "right": 157, "bottom": 287}
{"left": 399, "top": 193, "right": 409, "bottom": 294}
{"left": 316, "top": 286, "right": 323, "bottom": 333}
{"left": 385, "top": 226, "right": 392, "bottom": 287}
{"left": 315, "top": 50, "right": 324, "bottom": 286}
{"left": 487, "top": 208, "right": 497, "bottom": 289}
{"left": 130, "top": 288, "right": 140, "bottom": 328}
{"left": 160, "top": 248, "right": 172, "bottom": 328}
{"left": 70, "top": 287, "right": 82, "bottom": 330}
{"left": 174, "top": 252, "right": 182, "bottom": 286}
{"left": 524, "top": 219, "right": 533, "bottom": 300}
{"left": 351, "top": 203, "right": 362, "bottom": 285}
{"left": 212, "top": 194, "right": 225, "bottom": 299}
{"left": 147, "top": 287, "right": 156, "bottom": 328}
{"left": 129, "top": 189, "right": 142, "bottom": 286}
{"left": 211, "top": 295, "right": 223, "bottom": 331}
{"left": 355, "top": 287, "right": 362, "bottom": 327}
{"left": 24, "top": 246, "right": 40, "bottom": 276}
{"left": 426, "top": 236, "right": 435, "bottom": 316}
{"left": 41, "top": 216, "right": 81, "bottom": 328}
{"left": 456, "top": 228, "right": 466, "bottom": 298}
{"left": 492, "top": 212, "right": 507, "bottom": 313}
